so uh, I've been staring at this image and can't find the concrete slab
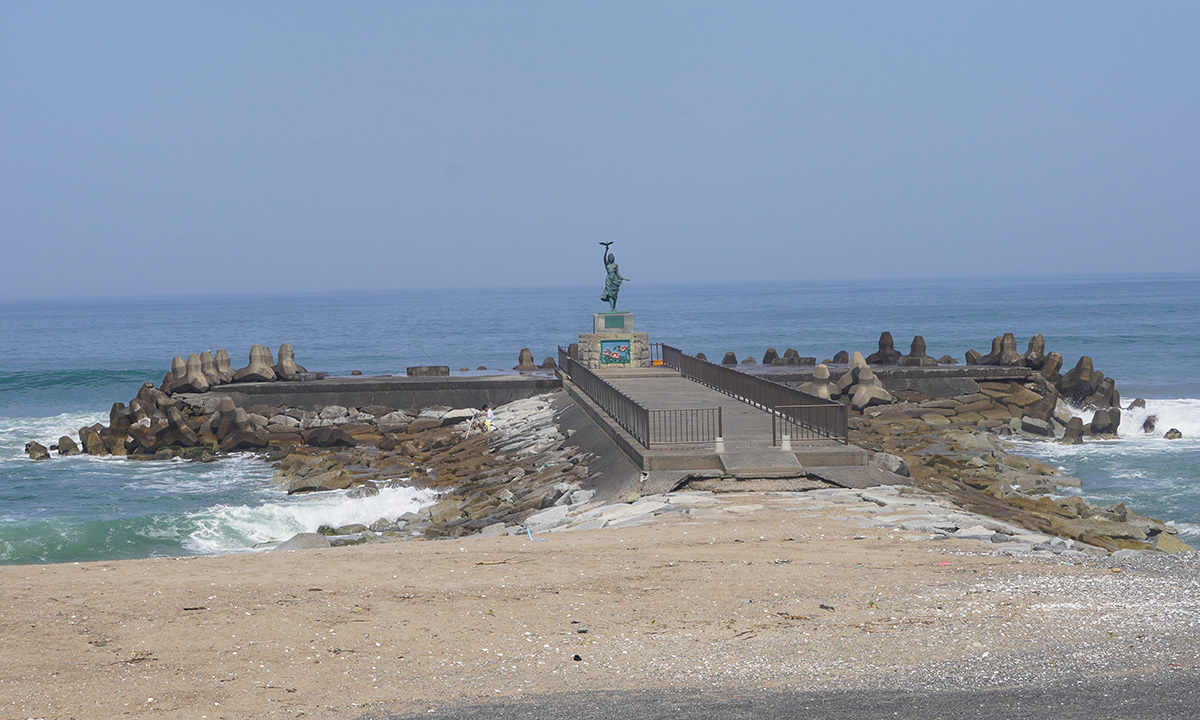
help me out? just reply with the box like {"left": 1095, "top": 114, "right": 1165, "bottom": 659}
{"left": 806, "top": 465, "right": 909, "bottom": 489}
{"left": 718, "top": 450, "right": 804, "bottom": 478}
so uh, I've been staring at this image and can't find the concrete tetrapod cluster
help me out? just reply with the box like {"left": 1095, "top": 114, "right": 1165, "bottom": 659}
{"left": 160, "top": 344, "right": 311, "bottom": 395}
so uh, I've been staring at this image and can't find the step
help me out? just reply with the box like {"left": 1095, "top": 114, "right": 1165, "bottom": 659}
{"left": 718, "top": 450, "right": 805, "bottom": 478}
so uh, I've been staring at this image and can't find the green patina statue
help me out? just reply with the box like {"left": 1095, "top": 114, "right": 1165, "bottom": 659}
{"left": 599, "top": 241, "right": 630, "bottom": 311}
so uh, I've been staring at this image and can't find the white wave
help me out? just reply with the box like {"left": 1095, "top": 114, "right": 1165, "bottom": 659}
{"left": 0, "top": 411, "right": 107, "bottom": 460}
{"left": 182, "top": 485, "right": 439, "bottom": 554}
{"left": 1117, "top": 398, "right": 1200, "bottom": 440}
{"left": 1169, "top": 521, "right": 1200, "bottom": 540}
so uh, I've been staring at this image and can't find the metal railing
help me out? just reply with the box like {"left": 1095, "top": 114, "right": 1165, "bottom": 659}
{"left": 558, "top": 346, "right": 722, "bottom": 447}
{"left": 649, "top": 342, "right": 664, "bottom": 367}
{"left": 662, "top": 344, "right": 847, "bottom": 444}
{"left": 558, "top": 346, "right": 649, "bottom": 446}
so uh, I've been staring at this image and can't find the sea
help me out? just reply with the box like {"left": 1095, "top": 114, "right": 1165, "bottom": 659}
{"left": 2, "top": 275, "right": 1198, "bottom": 565}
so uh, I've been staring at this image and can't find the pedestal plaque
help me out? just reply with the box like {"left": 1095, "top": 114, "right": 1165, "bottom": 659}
{"left": 579, "top": 313, "right": 649, "bottom": 368}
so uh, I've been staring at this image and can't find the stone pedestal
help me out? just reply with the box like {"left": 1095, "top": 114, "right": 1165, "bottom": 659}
{"left": 579, "top": 313, "right": 649, "bottom": 369}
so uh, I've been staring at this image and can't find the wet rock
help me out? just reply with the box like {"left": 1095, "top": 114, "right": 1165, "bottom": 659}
{"left": 721, "top": 351, "right": 738, "bottom": 365}
{"left": 865, "top": 332, "right": 901, "bottom": 365}
{"left": 57, "top": 435, "right": 80, "bottom": 456}
{"left": 1142, "top": 415, "right": 1158, "bottom": 433}
{"left": 79, "top": 426, "right": 108, "bottom": 455}
{"left": 233, "top": 345, "right": 277, "bottom": 383}
{"left": 109, "top": 402, "right": 133, "bottom": 436}
{"left": 514, "top": 348, "right": 537, "bottom": 371}
{"left": 304, "top": 426, "right": 357, "bottom": 448}
{"left": 1165, "top": 428, "right": 1183, "bottom": 440}
{"left": 1090, "top": 407, "right": 1121, "bottom": 436}
{"left": 1128, "top": 397, "right": 1147, "bottom": 410}
{"left": 25, "top": 441, "right": 50, "bottom": 461}
{"left": 1060, "top": 416, "right": 1085, "bottom": 445}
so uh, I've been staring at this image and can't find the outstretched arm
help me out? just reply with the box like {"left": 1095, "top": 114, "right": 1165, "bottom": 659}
{"left": 599, "top": 241, "right": 613, "bottom": 264}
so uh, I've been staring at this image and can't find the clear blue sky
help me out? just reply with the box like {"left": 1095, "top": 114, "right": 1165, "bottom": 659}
{"left": 2, "top": 2, "right": 1197, "bottom": 299}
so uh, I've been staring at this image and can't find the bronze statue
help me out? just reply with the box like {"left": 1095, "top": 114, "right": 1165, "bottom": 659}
{"left": 599, "top": 242, "right": 630, "bottom": 311}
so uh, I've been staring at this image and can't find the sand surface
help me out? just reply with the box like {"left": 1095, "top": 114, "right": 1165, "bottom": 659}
{"left": 3, "top": 490, "right": 1196, "bottom": 720}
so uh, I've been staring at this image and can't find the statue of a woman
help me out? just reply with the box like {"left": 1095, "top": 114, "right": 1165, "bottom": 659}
{"left": 599, "top": 242, "right": 630, "bottom": 311}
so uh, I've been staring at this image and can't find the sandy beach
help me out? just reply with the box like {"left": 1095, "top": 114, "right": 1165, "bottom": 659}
{"left": 4, "top": 488, "right": 1197, "bottom": 720}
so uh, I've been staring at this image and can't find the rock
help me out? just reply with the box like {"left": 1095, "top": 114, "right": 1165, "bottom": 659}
{"left": 798, "top": 364, "right": 833, "bottom": 400}
{"left": 898, "top": 335, "right": 936, "bottom": 366}
{"left": 514, "top": 348, "right": 537, "bottom": 371}
{"left": 319, "top": 405, "right": 349, "bottom": 421}
{"left": 976, "top": 336, "right": 1003, "bottom": 365}
{"left": 1020, "top": 416, "right": 1054, "bottom": 437}
{"left": 108, "top": 403, "right": 133, "bottom": 436}
{"left": 965, "top": 349, "right": 982, "bottom": 365}
{"left": 275, "top": 533, "right": 332, "bottom": 551}
{"left": 1090, "top": 407, "right": 1121, "bottom": 436}
{"left": 1023, "top": 393, "right": 1057, "bottom": 423}
{"left": 761, "top": 348, "right": 779, "bottom": 365}
{"left": 695, "top": 352, "right": 707, "bottom": 362}
{"left": 273, "top": 343, "right": 305, "bottom": 380}
{"left": 865, "top": 332, "right": 900, "bottom": 365}
{"left": 79, "top": 426, "right": 108, "bottom": 455}
{"left": 996, "top": 333, "right": 1021, "bottom": 365}
{"left": 870, "top": 452, "right": 909, "bottom": 477}
{"left": 351, "top": 369, "right": 363, "bottom": 375}
{"left": 269, "top": 414, "right": 301, "bottom": 429}
{"left": 199, "top": 350, "right": 222, "bottom": 386}
{"left": 740, "top": 356, "right": 756, "bottom": 365}
{"left": 1142, "top": 415, "right": 1158, "bottom": 433}
{"left": 721, "top": 351, "right": 738, "bottom": 365}
{"left": 1128, "top": 397, "right": 1147, "bottom": 410}
{"left": 832, "top": 350, "right": 849, "bottom": 364}
{"left": 937, "top": 355, "right": 958, "bottom": 365}
{"left": 171, "top": 353, "right": 211, "bottom": 394}
{"left": 1021, "top": 334, "right": 1046, "bottom": 369}
{"left": 1165, "top": 428, "right": 1183, "bottom": 440}
{"left": 219, "top": 425, "right": 269, "bottom": 452}
{"left": 233, "top": 345, "right": 277, "bottom": 383}
{"left": 407, "top": 365, "right": 449, "bottom": 376}
{"left": 1040, "top": 352, "right": 1064, "bottom": 384}
{"left": 1152, "top": 532, "right": 1193, "bottom": 553}
{"left": 1058, "top": 356, "right": 1096, "bottom": 402}
{"left": 25, "top": 441, "right": 50, "bottom": 461}
{"left": 56, "top": 435, "right": 80, "bottom": 456}
{"left": 540, "top": 356, "right": 557, "bottom": 369}
{"left": 1004, "top": 383, "right": 1043, "bottom": 408}
{"left": 1060, "top": 416, "right": 1085, "bottom": 445}
{"left": 214, "top": 349, "right": 234, "bottom": 383}
{"left": 304, "top": 426, "right": 357, "bottom": 448}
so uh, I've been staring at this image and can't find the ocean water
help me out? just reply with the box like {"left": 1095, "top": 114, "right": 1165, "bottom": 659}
{"left": 2, "top": 275, "right": 1198, "bottom": 564}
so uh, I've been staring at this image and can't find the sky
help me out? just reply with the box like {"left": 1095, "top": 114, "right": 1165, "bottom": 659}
{"left": 2, "top": 2, "right": 1198, "bottom": 299}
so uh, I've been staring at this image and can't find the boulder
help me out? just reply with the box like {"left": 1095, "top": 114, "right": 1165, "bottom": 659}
{"left": 721, "top": 351, "right": 738, "bottom": 365}
{"left": 25, "top": 441, "right": 50, "bottom": 461}
{"left": 1128, "top": 397, "right": 1147, "bottom": 410}
{"left": 319, "top": 405, "right": 349, "bottom": 421}
{"left": 1090, "top": 407, "right": 1121, "bottom": 436}
{"left": 798, "top": 364, "right": 833, "bottom": 400}
{"left": 1020, "top": 416, "right": 1054, "bottom": 437}
{"left": 220, "top": 428, "right": 269, "bottom": 452}
{"left": 1060, "top": 416, "right": 1085, "bottom": 445}
{"left": 274, "top": 533, "right": 332, "bottom": 552}
{"left": 1141, "top": 415, "right": 1158, "bottom": 434}
{"left": 199, "top": 350, "right": 222, "bottom": 386}
{"left": 214, "top": 349, "right": 234, "bottom": 383}
{"left": 233, "top": 345, "right": 277, "bottom": 383}
{"left": 273, "top": 343, "right": 304, "bottom": 380}
{"left": 865, "top": 332, "right": 901, "bottom": 365}
{"left": 109, "top": 402, "right": 133, "bottom": 437}
{"left": 740, "top": 356, "right": 756, "bottom": 365}
{"left": 1058, "top": 356, "right": 1096, "bottom": 402}
{"left": 965, "top": 349, "right": 982, "bottom": 365}
{"left": 1085, "top": 377, "right": 1118, "bottom": 409}
{"left": 304, "top": 426, "right": 357, "bottom": 448}
{"left": 171, "top": 353, "right": 211, "bottom": 394}
{"left": 898, "top": 335, "right": 936, "bottom": 367}
{"left": 870, "top": 452, "right": 909, "bottom": 477}
{"left": 761, "top": 348, "right": 779, "bottom": 365}
{"left": 832, "top": 350, "right": 850, "bottom": 364}
{"left": 377, "top": 411, "right": 414, "bottom": 434}
{"left": 79, "top": 426, "right": 108, "bottom": 455}
{"left": 1021, "top": 334, "right": 1046, "bottom": 369}
{"left": 1023, "top": 393, "right": 1057, "bottom": 423}
{"left": 57, "top": 435, "right": 80, "bottom": 456}
{"left": 1165, "top": 428, "right": 1183, "bottom": 440}
{"left": 514, "top": 348, "right": 537, "bottom": 371}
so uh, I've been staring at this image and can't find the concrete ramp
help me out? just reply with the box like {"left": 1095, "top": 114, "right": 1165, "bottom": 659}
{"left": 718, "top": 449, "right": 805, "bottom": 478}
{"left": 805, "top": 465, "right": 909, "bottom": 489}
